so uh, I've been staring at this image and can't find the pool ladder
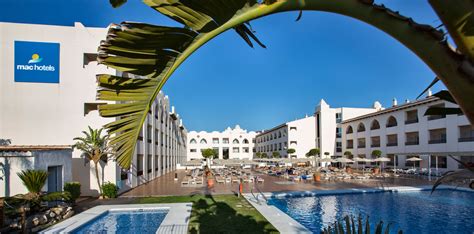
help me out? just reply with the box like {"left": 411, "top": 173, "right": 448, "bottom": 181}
{"left": 251, "top": 186, "right": 268, "bottom": 205}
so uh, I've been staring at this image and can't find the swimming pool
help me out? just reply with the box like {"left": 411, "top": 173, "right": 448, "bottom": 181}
{"left": 267, "top": 189, "right": 474, "bottom": 234}
{"left": 72, "top": 209, "right": 168, "bottom": 234}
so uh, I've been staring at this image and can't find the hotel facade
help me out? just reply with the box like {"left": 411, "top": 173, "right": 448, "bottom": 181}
{"left": 0, "top": 22, "right": 187, "bottom": 196}
{"left": 187, "top": 125, "right": 257, "bottom": 160}
{"left": 341, "top": 95, "right": 474, "bottom": 172}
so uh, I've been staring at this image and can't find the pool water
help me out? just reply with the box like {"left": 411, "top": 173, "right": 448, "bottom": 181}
{"left": 268, "top": 189, "right": 474, "bottom": 234}
{"left": 72, "top": 209, "right": 168, "bottom": 234}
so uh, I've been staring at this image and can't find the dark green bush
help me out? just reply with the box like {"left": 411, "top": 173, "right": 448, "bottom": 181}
{"left": 64, "top": 182, "right": 81, "bottom": 203}
{"left": 101, "top": 182, "right": 119, "bottom": 198}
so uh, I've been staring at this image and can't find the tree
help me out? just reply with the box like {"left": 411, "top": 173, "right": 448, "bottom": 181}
{"left": 261, "top": 153, "right": 268, "bottom": 158}
{"left": 100, "top": 0, "right": 474, "bottom": 170}
{"left": 255, "top": 152, "right": 262, "bottom": 159}
{"left": 272, "top": 151, "right": 280, "bottom": 158}
{"left": 286, "top": 148, "right": 295, "bottom": 157}
{"left": 73, "top": 127, "right": 111, "bottom": 196}
{"left": 371, "top": 150, "right": 382, "bottom": 158}
{"left": 344, "top": 151, "right": 352, "bottom": 158}
{"left": 324, "top": 152, "right": 330, "bottom": 157}
{"left": 306, "top": 148, "right": 320, "bottom": 167}
{"left": 201, "top": 148, "right": 217, "bottom": 168}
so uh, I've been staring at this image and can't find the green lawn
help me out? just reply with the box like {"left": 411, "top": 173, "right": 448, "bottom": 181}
{"left": 135, "top": 194, "right": 279, "bottom": 234}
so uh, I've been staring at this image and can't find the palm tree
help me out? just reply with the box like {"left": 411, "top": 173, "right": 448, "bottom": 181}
{"left": 97, "top": 0, "right": 474, "bottom": 170}
{"left": 14, "top": 170, "right": 69, "bottom": 233}
{"left": 306, "top": 148, "right": 320, "bottom": 167}
{"left": 73, "top": 127, "right": 111, "bottom": 196}
{"left": 432, "top": 156, "right": 474, "bottom": 192}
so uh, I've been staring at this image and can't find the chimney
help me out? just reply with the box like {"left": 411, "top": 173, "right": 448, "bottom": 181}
{"left": 405, "top": 99, "right": 410, "bottom": 104}
{"left": 427, "top": 89, "right": 432, "bottom": 97}
{"left": 392, "top": 98, "right": 398, "bottom": 107}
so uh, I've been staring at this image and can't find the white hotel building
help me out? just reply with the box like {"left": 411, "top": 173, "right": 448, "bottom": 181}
{"left": 341, "top": 96, "right": 474, "bottom": 172}
{"left": 255, "top": 100, "right": 378, "bottom": 159}
{"left": 0, "top": 22, "right": 187, "bottom": 196}
{"left": 187, "top": 125, "right": 256, "bottom": 160}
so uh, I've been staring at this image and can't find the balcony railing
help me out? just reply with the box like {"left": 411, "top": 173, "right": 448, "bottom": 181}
{"left": 386, "top": 142, "right": 398, "bottom": 147}
{"left": 405, "top": 141, "right": 419, "bottom": 145}
{"left": 371, "top": 144, "right": 380, "bottom": 147}
{"left": 405, "top": 119, "right": 418, "bottom": 125}
{"left": 459, "top": 137, "right": 474, "bottom": 142}
{"left": 428, "top": 115, "right": 445, "bottom": 121}
{"left": 357, "top": 145, "right": 366, "bottom": 149}
{"left": 429, "top": 139, "right": 447, "bottom": 144}
{"left": 347, "top": 145, "right": 354, "bottom": 149}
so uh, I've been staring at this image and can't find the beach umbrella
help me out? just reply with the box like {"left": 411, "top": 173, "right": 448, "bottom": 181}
{"left": 335, "top": 157, "right": 354, "bottom": 169}
{"left": 374, "top": 157, "right": 391, "bottom": 172}
{"left": 406, "top": 157, "right": 422, "bottom": 169}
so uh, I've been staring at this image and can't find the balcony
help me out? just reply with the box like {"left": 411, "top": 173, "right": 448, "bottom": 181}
{"left": 429, "top": 139, "right": 447, "bottom": 144}
{"left": 347, "top": 145, "right": 354, "bottom": 149}
{"left": 371, "top": 144, "right": 380, "bottom": 148}
{"left": 405, "top": 141, "right": 419, "bottom": 145}
{"left": 357, "top": 145, "right": 366, "bottom": 149}
{"left": 405, "top": 119, "right": 418, "bottom": 125}
{"left": 428, "top": 115, "right": 445, "bottom": 121}
{"left": 336, "top": 148, "right": 342, "bottom": 153}
{"left": 386, "top": 142, "right": 398, "bottom": 147}
{"left": 459, "top": 137, "right": 474, "bottom": 142}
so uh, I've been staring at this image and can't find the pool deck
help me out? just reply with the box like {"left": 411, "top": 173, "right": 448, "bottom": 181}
{"left": 41, "top": 203, "right": 192, "bottom": 234}
{"left": 119, "top": 170, "right": 438, "bottom": 197}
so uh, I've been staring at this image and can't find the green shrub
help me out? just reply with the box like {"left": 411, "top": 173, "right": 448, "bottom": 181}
{"left": 64, "top": 182, "right": 81, "bottom": 202}
{"left": 101, "top": 182, "right": 119, "bottom": 198}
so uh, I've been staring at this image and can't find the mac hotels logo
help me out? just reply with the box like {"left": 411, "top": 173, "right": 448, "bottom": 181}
{"left": 15, "top": 41, "right": 60, "bottom": 83}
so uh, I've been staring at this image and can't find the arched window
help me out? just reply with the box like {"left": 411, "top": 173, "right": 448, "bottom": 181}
{"left": 357, "top": 123, "right": 366, "bottom": 132}
{"left": 386, "top": 116, "right": 398, "bottom": 127}
{"left": 233, "top": 139, "right": 239, "bottom": 144}
{"left": 200, "top": 139, "right": 207, "bottom": 144}
{"left": 190, "top": 139, "right": 197, "bottom": 144}
{"left": 243, "top": 139, "right": 249, "bottom": 144}
{"left": 346, "top": 126, "right": 353, "bottom": 134}
{"left": 370, "top": 120, "right": 380, "bottom": 130}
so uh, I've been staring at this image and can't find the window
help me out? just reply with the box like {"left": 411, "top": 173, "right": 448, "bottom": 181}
{"left": 223, "top": 138, "right": 229, "bottom": 144}
{"left": 386, "top": 116, "right": 398, "bottom": 127}
{"left": 243, "top": 147, "right": 249, "bottom": 153}
{"left": 459, "top": 125, "right": 474, "bottom": 142}
{"left": 336, "top": 127, "right": 342, "bottom": 138}
{"left": 243, "top": 139, "right": 249, "bottom": 144}
{"left": 405, "top": 110, "right": 418, "bottom": 124}
{"left": 252, "top": 138, "right": 256, "bottom": 143}
{"left": 290, "top": 127, "right": 297, "bottom": 131}
{"left": 147, "top": 125, "right": 152, "bottom": 143}
{"left": 370, "top": 120, "right": 380, "bottom": 130}
{"left": 200, "top": 139, "right": 207, "bottom": 144}
{"left": 386, "top": 134, "right": 398, "bottom": 146}
{"left": 336, "top": 113, "right": 342, "bottom": 123}
{"left": 232, "top": 139, "right": 239, "bottom": 144}
{"left": 431, "top": 156, "right": 447, "bottom": 168}
{"left": 405, "top": 132, "right": 419, "bottom": 145}
{"left": 428, "top": 104, "right": 446, "bottom": 120}
{"left": 212, "top": 138, "right": 219, "bottom": 144}
{"left": 290, "top": 141, "right": 297, "bottom": 145}
{"left": 371, "top": 136, "right": 380, "bottom": 147}
{"left": 336, "top": 142, "right": 342, "bottom": 153}
{"left": 429, "top": 128, "right": 447, "bottom": 144}
{"left": 137, "top": 154, "right": 144, "bottom": 176}
{"left": 278, "top": 131, "right": 282, "bottom": 138}
{"left": 357, "top": 138, "right": 366, "bottom": 148}
{"left": 190, "top": 149, "right": 197, "bottom": 152}
{"left": 346, "top": 139, "right": 354, "bottom": 149}
{"left": 279, "top": 143, "right": 282, "bottom": 151}
{"left": 233, "top": 147, "right": 239, "bottom": 153}
{"left": 190, "top": 139, "right": 197, "bottom": 144}
{"left": 357, "top": 123, "right": 366, "bottom": 132}
{"left": 147, "top": 155, "right": 152, "bottom": 173}
{"left": 346, "top": 126, "right": 353, "bottom": 134}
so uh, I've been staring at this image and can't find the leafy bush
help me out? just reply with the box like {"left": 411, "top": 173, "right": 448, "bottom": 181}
{"left": 101, "top": 182, "right": 119, "bottom": 198}
{"left": 64, "top": 182, "right": 81, "bottom": 202}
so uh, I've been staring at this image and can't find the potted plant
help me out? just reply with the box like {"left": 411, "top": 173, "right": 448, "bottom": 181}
{"left": 371, "top": 150, "right": 382, "bottom": 174}
{"left": 313, "top": 169, "right": 321, "bottom": 182}
{"left": 201, "top": 148, "right": 217, "bottom": 187}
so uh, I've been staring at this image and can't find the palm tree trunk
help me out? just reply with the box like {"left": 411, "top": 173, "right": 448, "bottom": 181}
{"left": 94, "top": 162, "right": 102, "bottom": 196}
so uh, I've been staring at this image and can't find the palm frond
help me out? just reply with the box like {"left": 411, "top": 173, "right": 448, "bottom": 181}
{"left": 17, "top": 170, "right": 48, "bottom": 194}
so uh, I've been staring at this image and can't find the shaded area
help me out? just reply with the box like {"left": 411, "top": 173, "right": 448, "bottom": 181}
{"left": 136, "top": 194, "right": 278, "bottom": 234}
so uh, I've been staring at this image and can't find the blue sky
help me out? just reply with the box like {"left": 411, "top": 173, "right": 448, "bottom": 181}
{"left": 1, "top": 0, "right": 446, "bottom": 132}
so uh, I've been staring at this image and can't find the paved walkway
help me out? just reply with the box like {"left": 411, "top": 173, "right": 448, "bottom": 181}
{"left": 119, "top": 170, "right": 435, "bottom": 197}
